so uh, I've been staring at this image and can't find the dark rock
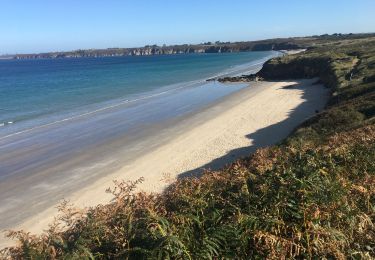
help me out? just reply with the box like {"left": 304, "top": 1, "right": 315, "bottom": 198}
{"left": 217, "top": 74, "right": 263, "bottom": 83}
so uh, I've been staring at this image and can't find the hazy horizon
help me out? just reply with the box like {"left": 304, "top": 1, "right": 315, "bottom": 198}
{"left": 1, "top": 0, "right": 374, "bottom": 54}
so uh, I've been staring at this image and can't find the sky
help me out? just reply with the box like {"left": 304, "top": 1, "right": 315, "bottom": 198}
{"left": 0, "top": 0, "right": 374, "bottom": 54}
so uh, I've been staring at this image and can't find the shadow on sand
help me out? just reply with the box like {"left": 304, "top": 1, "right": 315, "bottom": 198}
{"left": 177, "top": 80, "right": 328, "bottom": 179}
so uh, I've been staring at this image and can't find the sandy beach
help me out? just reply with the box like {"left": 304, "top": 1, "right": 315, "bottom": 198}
{"left": 0, "top": 78, "right": 329, "bottom": 248}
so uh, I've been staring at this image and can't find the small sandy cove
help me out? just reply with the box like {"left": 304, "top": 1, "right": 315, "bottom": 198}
{"left": 2, "top": 79, "right": 329, "bottom": 248}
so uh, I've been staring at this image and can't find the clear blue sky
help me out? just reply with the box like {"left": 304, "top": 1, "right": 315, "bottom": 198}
{"left": 1, "top": 0, "right": 374, "bottom": 54}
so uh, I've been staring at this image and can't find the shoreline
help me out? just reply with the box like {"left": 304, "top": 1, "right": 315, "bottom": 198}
{"left": 1, "top": 78, "right": 329, "bottom": 248}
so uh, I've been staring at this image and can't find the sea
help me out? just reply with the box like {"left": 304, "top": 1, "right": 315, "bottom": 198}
{"left": 0, "top": 51, "right": 277, "bottom": 138}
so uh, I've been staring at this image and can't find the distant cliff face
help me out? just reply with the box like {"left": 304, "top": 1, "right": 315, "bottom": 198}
{"left": 11, "top": 41, "right": 304, "bottom": 59}
{"left": 251, "top": 42, "right": 300, "bottom": 51}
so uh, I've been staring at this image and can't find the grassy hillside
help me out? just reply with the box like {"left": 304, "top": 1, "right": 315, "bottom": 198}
{"left": 1, "top": 37, "right": 375, "bottom": 259}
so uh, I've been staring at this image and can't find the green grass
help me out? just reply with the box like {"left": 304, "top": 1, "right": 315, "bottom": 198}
{"left": 1, "top": 36, "right": 375, "bottom": 259}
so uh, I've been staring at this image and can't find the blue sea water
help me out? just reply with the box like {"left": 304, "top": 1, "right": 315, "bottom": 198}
{"left": 0, "top": 51, "right": 276, "bottom": 136}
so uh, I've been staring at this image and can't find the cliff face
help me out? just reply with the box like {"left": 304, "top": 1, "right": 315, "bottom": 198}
{"left": 11, "top": 43, "right": 296, "bottom": 59}
{"left": 258, "top": 55, "right": 331, "bottom": 79}
{"left": 11, "top": 41, "right": 303, "bottom": 59}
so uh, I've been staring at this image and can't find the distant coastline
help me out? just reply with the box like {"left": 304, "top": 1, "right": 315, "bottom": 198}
{"left": 5, "top": 41, "right": 298, "bottom": 60}
{"left": 4, "top": 33, "right": 374, "bottom": 60}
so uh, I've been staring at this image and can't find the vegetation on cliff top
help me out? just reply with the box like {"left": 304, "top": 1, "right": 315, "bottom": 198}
{"left": 1, "top": 36, "right": 375, "bottom": 259}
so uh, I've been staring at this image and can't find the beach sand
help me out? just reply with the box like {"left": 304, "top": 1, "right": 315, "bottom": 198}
{"left": 1, "top": 78, "right": 329, "bottom": 248}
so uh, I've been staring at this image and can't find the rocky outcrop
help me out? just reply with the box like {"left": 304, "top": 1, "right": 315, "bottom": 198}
{"left": 257, "top": 56, "right": 332, "bottom": 80}
{"left": 217, "top": 74, "right": 264, "bottom": 83}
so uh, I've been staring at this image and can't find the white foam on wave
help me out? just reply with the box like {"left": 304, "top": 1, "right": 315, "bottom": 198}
{"left": 0, "top": 121, "right": 14, "bottom": 127}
